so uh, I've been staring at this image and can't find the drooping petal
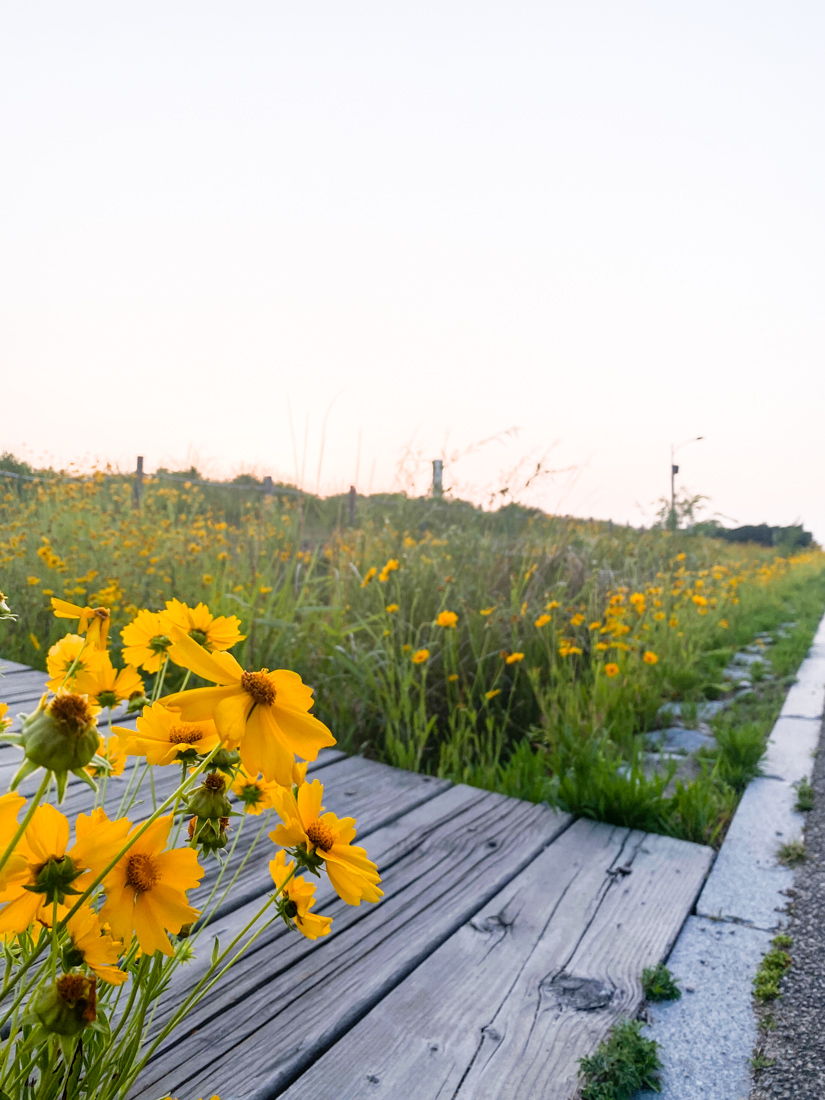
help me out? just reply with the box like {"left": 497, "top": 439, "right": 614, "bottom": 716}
{"left": 146, "top": 882, "right": 200, "bottom": 931}
{"left": 240, "top": 705, "right": 295, "bottom": 786}
{"left": 155, "top": 847, "right": 203, "bottom": 892}
{"left": 130, "top": 815, "right": 173, "bottom": 856}
{"left": 99, "top": 885, "right": 135, "bottom": 945}
{"left": 133, "top": 894, "right": 174, "bottom": 956}
{"left": 297, "top": 780, "right": 325, "bottom": 829}
{"left": 270, "top": 704, "right": 336, "bottom": 761}
{"left": 166, "top": 628, "right": 241, "bottom": 685}
{"left": 160, "top": 684, "right": 239, "bottom": 721}
{"left": 213, "top": 693, "right": 254, "bottom": 749}
{"left": 0, "top": 890, "right": 43, "bottom": 934}
{"left": 23, "top": 805, "right": 69, "bottom": 863}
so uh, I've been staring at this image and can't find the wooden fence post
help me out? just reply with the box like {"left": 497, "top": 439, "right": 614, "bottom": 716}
{"left": 432, "top": 460, "right": 443, "bottom": 498}
{"left": 348, "top": 485, "right": 356, "bottom": 526}
{"left": 263, "top": 475, "right": 273, "bottom": 496}
{"left": 133, "top": 456, "right": 144, "bottom": 509}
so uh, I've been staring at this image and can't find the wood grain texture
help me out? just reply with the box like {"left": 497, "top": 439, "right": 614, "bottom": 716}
{"left": 277, "top": 822, "right": 712, "bottom": 1100}
{"left": 134, "top": 788, "right": 571, "bottom": 1100}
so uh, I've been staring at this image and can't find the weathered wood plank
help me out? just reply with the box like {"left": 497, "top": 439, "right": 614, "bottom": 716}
{"left": 0, "top": 659, "right": 37, "bottom": 675}
{"left": 277, "top": 823, "right": 712, "bottom": 1100}
{"left": 0, "top": 669, "right": 49, "bottom": 698}
{"left": 134, "top": 787, "right": 572, "bottom": 1100}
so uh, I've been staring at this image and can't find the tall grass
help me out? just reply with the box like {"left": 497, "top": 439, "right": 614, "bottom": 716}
{"left": 1, "top": 468, "right": 823, "bottom": 846}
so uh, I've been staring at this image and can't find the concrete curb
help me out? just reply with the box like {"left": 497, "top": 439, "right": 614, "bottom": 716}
{"left": 640, "top": 614, "right": 825, "bottom": 1100}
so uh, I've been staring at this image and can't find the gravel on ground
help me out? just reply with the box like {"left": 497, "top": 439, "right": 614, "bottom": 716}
{"left": 751, "top": 714, "right": 825, "bottom": 1099}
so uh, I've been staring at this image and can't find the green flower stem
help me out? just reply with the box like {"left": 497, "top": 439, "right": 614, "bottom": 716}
{"left": 0, "top": 770, "right": 51, "bottom": 880}
{"left": 59, "top": 636, "right": 89, "bottom": 688}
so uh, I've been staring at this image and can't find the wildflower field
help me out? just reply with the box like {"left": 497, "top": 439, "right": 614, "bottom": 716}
{"left": 3, "top": 465, "right": 825, "bottom": 853}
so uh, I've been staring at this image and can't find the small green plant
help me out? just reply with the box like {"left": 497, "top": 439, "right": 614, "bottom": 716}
{"left": 641, "top": 963, "right": 681, "bottom": 1002}
{"left": 750, "top": 1051, "right": 776, "bottom": 1070}
{"left": 776, "top": 838, "right": 806, "bottom": 866}
{"left": 753, "top": 936, "right": 793, "bottom": 1001}
{"left": 795, "top": 776, "right": 815, "bottom": 812}
{"left": 750, "top": 659, "right": 767, "bottom": 683}
{"left": 713, "top": 721, "right": 766, "bottom": 792}
{"left": 579, "top": 1018, "right": 662, "bottom": 1099}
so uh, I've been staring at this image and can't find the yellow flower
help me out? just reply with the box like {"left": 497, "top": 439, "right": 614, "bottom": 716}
{"left": 505, "top": 652, "right": 524, "bottom": 664}
{"left": 669, "top": 617, "right": 679, "bottom": 628}
{"left": 85, "top": 734, "right": 126, "bottom": 779}
{"left": 447, "top": 673, "right": 459, "bottom": 682}
{"left": 74, "top": 653, "right": 144, "bottom": 710}
{"left": 270, "top": 780, "right": 382, "bottom": 906}
{"left": 719, "top": 618, "right": 729, "bottom": 629}
{"left": 0, "top": 704, "right": 9, "bottom": 735}
{"left": 378, "top": 559, "right": 399, "bottom": 582}
{"left": 436, "top": 610, "right": 458, "bottom": 629}
{"left": 569, "top": 614, "right": 585, "bottom": 627}
{"left": 545, "top": 600, "right": 560, "bottom": 611}
{"left": 29, "top": 633, "right": 41, "bottom": 651}
{"left": 360, "top": 567, "right": 377, "bottom": 588}
{"left": 202, "top": 574, "right": 214, "bottom": 585}
{"left": 117, "top": 701, "right": 220, "bottom": 766}
{"left": 65, "top": 905, "right": 127, "bottom": 985}
{"left": 480, "top": 607, "right": 496, "bottom": 616}
{"left": 588, "top": 621, "right": 602, "bottom": 631}
{"left": 51, "top": 598, "right": 111, "bottom": 650}
{"left": 269, "top": 850, "right": 332, "bottom": 940}
{"left": 654, "top": 611, "right": 665, "bottom": 621}
{"left": 411, "top": 648, "right": 430, "bottom": 664}
{"left": 534, "top": 614, "right": 551, "bottom": 628}
{"left": 0, "top": 793, "right": 29, "bottom": 894}
{"left": 121, "top": 610, "right": 173, "bottom": 673}
{"left": 484, "top": 688, "right": 501, "bottom": 700}
{"left": 0, "top": 806, "right": 130, "bottom": 934}
{"left": 27, "top": 576, "right": 40, "bottom": 586}
{"left": 692, "top": 595, "right": 708, "bottom": 607}
{"left": 604, "top": 663, "right": 620, "bottom": 678}
{"left": 161, "top": 631, "right": 335, "bottom": 786}
{"left": 595, "top": 642, "right": 609, "bottom": 651}
{"left": 385, "top": 603, "right": 399, "bottom": 613}
{"left": 161, "top": 599, "right": 244, "bottom": 654}
{"left": 643, "top": 651, "right": 659, "bottom": 665}
{"left": 100, "top": 815, "right": 202, "bottom": 957}
{"left": 259, "top": 585, "right": 273, "bottom": 594}
{"left": 231, "top": 767, "right": 279, "bottom": 815}
{"left": 676, "top": 552, "right": 686, "bottom": 561}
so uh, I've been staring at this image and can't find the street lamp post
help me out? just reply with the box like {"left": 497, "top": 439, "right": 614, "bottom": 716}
{"left": 670, "top": 437, "right": 703, "bottom": 529}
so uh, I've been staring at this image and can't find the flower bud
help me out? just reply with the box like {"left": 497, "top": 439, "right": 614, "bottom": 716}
{"left": 209, "top": 747, "right": 241, "bottom": 776}
{"left": 188, "top": 815, "right": 229, "bottom": 855}
{"left": 34, "top": 973, "right": 97, "bottom": 1036}
{"left": 26, "top": 855, "right": 81, "bottom": 906}
{"left": 187, "top": 773, "right": 231, "bottom": 820}
{"left": 21, "top": 691, "right": 99, "bottom": 773}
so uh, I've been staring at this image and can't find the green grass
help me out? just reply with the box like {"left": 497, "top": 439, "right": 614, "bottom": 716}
{"left": 753, "top": 936, "right": 793, "bottom": 1001}
{"left": 1, "top": 459, "right": 824, "bottom": 849}
{"left": 776, "top": 839, "right": 806, "bottom": 867}
{"left": 579, "top": 1018, "right": 662, "bottom": 1099}
{"left": 795, "top": 777, "right": 815, "bottom": 812}
{"left": 641, "top": 963, "right": 681, "bottom": 1002}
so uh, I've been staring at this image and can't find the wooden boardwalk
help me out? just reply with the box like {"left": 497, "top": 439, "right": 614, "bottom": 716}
{"left": 0, "top": 659, "right": 714, "bottom": 1099}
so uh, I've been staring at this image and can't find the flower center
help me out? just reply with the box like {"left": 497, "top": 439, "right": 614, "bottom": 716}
{"left": 126, "top": 852, "right": 159, "bottom": 893}
{"left": 241, "top": 670, "right": 276, "bottom": 706}
{"left": 204, "top": 772, "right": 226, "bottom": 792}
{"left": 57, "top": 972, "right": 97, "bottom": 1022}
{"left": 169, "top": 722, "right": 206, "bottom": 745}
{"left": 49, "top": 692, "right": 95, "bottom": 731}
{"left": 93, "top": 608, "right": 110, "bottom": 623}
{"left": 306, "top": 820, "right": 337, "bottom": 852}
{"left": 149, "top": 633, "right": 172, "bottom": 654}
{"left": 189, "top": 628, "right": 208, "bottom": 646}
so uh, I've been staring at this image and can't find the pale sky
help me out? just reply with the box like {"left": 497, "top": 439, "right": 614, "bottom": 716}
{"left": 2, "top": 3, "right": 824, "bottom": 535}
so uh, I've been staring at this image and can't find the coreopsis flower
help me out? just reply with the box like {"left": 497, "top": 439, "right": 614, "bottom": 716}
{"left": 161, "top": 630, "right": 335, "bottom": 786}
{"left": 270, "top": 850, "right": 332, "bottom": 940}
{"left": 480, "top": 607, "right": 496, "bottom": 617}
{"left": 51, "top": 598, "right": 111, "bottom": 650}
{"left": 160, "top": 599, "right": 244, "bottom": 654}
{"left": 121, "top": 610, "right": 173, "bottom": 673}
{"left": 411, "top": 648, "right": 429, "bottom": 664}
{"left": 0, "top": 806, "right": 130, "bottom": 933}
{"left": 643, "top": 651, "right": 659, "bottom": 665}
{"left": 84, "top": 734, "right": 126, "bottom": 779}
{"left": 505, "top": 652, "right": 524, "bottom": 664}
{"left": 534, "top": 614, "right": 551, "bottom": 628}
{"left": 436, "top": 610, "right": 458, "bottom": 629}
{"left": 116, "top": 702, "right": 220, "bottom": 766}
{"left": 65, "top": 905, "right": 127, "bottom": 985}
{"left": 385, "top": 604, "right": 399, "bottom": 613}
{"left": 270, "top": 780, "right": 382, "bottom": 906}
{"left": 0, "top": 703, "right": 10, "bottom": 734}
{"left": 360, "top": 567, "right": 377, "bottom": 588}
{"left": 13, "top": 690, "right": 102, "bottom": 795}
{"left": 604, "top": 663, "right": 620, "bottom": 678}
{"left": 378, "top": 559, "right": 399, "bottom": 582}
{"left": 74, "top": 653, "right": 144, "bottom": 710}
{"left": 100, "top": 815, "right": 202, "bottom": 957}
{"left": 34, "top": 973, "right": 97, "bottom": 1036}
{"left": 485, "top": 688, "right": 501, "bottom": 700}
{"left": 46, "top": 634, "right": 105, "bottom": 692}
{"left": 231, "top": 767, "right": 279, "bottom": 816}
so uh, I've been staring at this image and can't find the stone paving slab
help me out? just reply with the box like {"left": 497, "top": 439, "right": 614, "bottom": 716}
{"left": 639, "top": 917, "right": 771, "bottom": 1100}
{"left": 696, "top": 776, "right": 801, "bottom": 930}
